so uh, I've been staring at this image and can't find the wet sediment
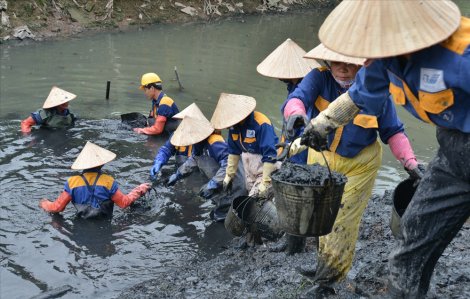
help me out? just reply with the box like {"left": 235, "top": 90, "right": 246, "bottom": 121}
{"left": 271, "top": 161, "right": 347, "bottom": 186}
{"left": 117, "top": 191, "right": 470, "bottom": 299}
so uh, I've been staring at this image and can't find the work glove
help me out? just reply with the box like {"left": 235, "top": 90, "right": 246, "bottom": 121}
{"left": 257, "top": 181, "right": 269, "bottom": 198}
{"left": 223, "top": 175, "right": 233, "bottom": 195}
{"left": 284, "top": 114, "right": 309, "bottom": 141}
{"left": 271, "top": 138, "right": 308, "bottom": 161}
{"left": 198, "top": 179, "right": 219, "bottom": 199}
{"left": 257, "top": 162, "right": 275, "bottom": 199}
{"left": 300, "top": 121, "right": 329, "bottom": 152}
{"left": 404, "top": 160, "right": 426, "bottom": 187}
{"left": 223, "top": 154, "right": 240, "bottom": 195}
{"left": 166, "top": 170, "right": 183, "bottom": 186}
{"left": 150, "top": 161, "right": 164, "bottom": 179}
{"left": 133, "top": 128, "right": 144, "bottom": 134}
{"left": 301, "top": 92, "right": 360, "bottom": 151}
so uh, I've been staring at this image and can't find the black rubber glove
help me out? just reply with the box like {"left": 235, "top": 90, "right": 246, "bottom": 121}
{"left": 268, "top": 142, "right": 290, "bottom": 161}
{"left": 284, "top": 114, "right": 309, "bottom": 141}
{"left": 406, "top": 163, "right": 426, "bottom": 187}
{"left": 300, "top": 122, "right": 328, "bottom": 152}
{"left": 223, "top": 179, "right": 233, "bottom": 196}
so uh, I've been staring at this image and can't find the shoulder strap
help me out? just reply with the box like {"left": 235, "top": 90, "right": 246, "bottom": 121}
{"left": 79, "top": 171, "right": 102, "bottom": 204}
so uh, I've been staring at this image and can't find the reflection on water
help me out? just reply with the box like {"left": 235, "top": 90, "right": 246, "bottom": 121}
{"left": 2, "top": 4, "right": 467, "bottom": 297}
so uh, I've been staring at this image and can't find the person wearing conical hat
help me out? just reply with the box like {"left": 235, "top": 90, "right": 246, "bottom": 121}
{"left": 211, "top": 94, "right": 279, "bottom": 197}
{"left": 166, "top": 113, "right": 247, "bottom": 222}
{"left": 133, "top": 72, "right": 180, "bottom": 136}
{"left": 273, "top": 42, "right": 420, "bottom": 290}
{"left": 300, "top": 1, "right": 469, "bottom": 298}
{"left": 211, "top": 93, "right": 280, "bottom": 245}
{"left": 39, "top": 142, "right": 150, "bottom": 219}
{"left": 21, "top": 86, "right": 79, "bottom": 133}
{"left": 257, "top": 38, "right": 321, "bottom": 165}
{"left": 149, "top": 103, "right": 209, "bottom": 179}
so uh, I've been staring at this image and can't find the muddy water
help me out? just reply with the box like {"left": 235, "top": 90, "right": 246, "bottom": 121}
{"left": 1, "top": 4, "right": 469, "bottom": 299}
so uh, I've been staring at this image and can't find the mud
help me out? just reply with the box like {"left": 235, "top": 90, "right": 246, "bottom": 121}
{"left": 271, "top": 161, "right": 347, "bottom": 186}
{"left": 117, "top": 190, "right": 470, "bottom": 299}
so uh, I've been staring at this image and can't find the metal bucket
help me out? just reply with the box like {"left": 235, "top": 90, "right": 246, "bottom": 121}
{"left": 243, "top": 199, "right": 283, "bottom": 241}
{"left": 390, "top": 178, "right": 417, "bottom": 238}
{"left": 271, "top": 177, "right": 346, "bottom": 237}
{"left": 224, "top": 196, "right": 249, "bottom": 236}
{"left": 224, "top": 196, "right": 283, "bottom": 241}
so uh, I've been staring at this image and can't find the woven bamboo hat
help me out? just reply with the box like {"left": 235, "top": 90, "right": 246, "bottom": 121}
{"left": 173, "top": 103, "right": 206, "bottom": 120}
{"left": 304, "top": 43, "right": 365, "bottom": 66}
{"left": 210, "top": 93, "right": 256, "bottom": 129}
{"left": 170, "top": 115, "right": 214, "bottom": 146}
{"left": 71, "top": 141, "right": 117, "bottom": 170}
{"left": 43, "top": 86, "right": 77, "bottom": 109}
{"left": 256, "top": 38, "right": 321, "bottom": 79}
{"left": 319, "top": 0, "right": 461, "bottom": 58}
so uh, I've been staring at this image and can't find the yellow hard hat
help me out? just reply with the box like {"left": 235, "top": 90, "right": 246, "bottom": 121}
{"left": 139, "top": 73, "right": 162, "bottom": 90}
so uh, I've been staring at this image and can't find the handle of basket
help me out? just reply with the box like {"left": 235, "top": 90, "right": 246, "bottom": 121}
{"left": 319, "top": 148, "right": 333, "bottom": 190}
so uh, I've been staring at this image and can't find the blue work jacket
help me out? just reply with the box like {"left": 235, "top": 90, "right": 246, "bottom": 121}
{"left": 64, "top": 168, "right": 118, "bottom": 214}
{"left": 155, "top": 133, "right": 192, "bottom": 165}
{"left": 283, "top": 67, "right": 405, "bottom": 158}
{"left": 348, "top": 17, "right": 470, "bottom": 133}
{"left": 149, "top": 91, "right": 179, "bottom": 123}
{"left": 227, "top": 111, "right": 279, "bottom": 163}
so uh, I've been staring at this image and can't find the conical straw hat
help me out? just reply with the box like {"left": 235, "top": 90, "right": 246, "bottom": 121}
{"left": 304, "top": 43, "right": 365, "bottom": 66}
{"left": 173, "top": 103, "right": 207, "bottom": 120}
{"left": 170, "top": 116, "right": 214, "bottom": 147}
{"left": 256, "top": 38, "right": 321, "bottom": 79}
{"left": 319, "top": 0, "right": 461, "bottom": 59}
{"left": 71, "top": 141, "right": 117, "bottom": 170}
{"left": 210, "top": 93, "right": 256, "bottom": 130}
{"left": 43, "top": 86, "right": 77, "bottom": 109}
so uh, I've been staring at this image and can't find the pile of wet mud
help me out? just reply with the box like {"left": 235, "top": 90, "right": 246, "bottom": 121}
{"left": 118, "top": 190, "right": 470, "bottom": 299}
{"left": 271, "top": 161, "right": 347, "bottom": 186}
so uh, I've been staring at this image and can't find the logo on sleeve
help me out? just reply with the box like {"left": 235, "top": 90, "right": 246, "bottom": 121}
{"left": 246, "top": 129, "right": 255, "bottom": 138}
{"left": 420, "top": 68, "right": 446, "bottom": 92}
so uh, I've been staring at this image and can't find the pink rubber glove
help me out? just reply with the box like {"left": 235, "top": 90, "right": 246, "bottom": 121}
{"left": 388, "top": 133, "right": 425, "bottom": 181}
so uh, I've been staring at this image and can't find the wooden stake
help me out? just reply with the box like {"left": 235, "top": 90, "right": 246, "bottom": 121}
{"left": 175, "top": 66, "right": 184, "bottom": 91}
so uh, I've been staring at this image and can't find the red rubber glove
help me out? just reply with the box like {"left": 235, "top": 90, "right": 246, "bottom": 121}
{"left": 134, "top": 116, "right": 167, "bottom": 135}
{"left": 21, "top": 116, "right": 36, "bottom": 133}
{"left": 39, "top": 191, "right": 72, "bottom": 213}
{"left": 111, "top": 183, "right": 150, "bottom": 209}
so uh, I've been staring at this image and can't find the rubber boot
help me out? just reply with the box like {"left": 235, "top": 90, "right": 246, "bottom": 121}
{"left": 286, "top": 235, "right": 306, "bottom": 255}
{"left": 268, "top": 233, "right": 288, "bottom": 252}
{"left": 299, "top": 263, "right": 317, "bottom": 277}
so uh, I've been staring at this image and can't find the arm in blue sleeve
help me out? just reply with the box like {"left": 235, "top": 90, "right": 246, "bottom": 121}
{"left": 205, "top": 140, "right": 229, "bottom": 186}
{"left": 155, "top": 145, "right": 173, "bottom": 165}
{"left": 377, "top": 97, "right": 406, "bottom": 144}
{"left": 348, "top": 59, "right": 391, "bottom": 115}
{"left": 282, "top": 68, "right": 324, "bottom": 115}
{"left": 460, "top": 48, "right": 470, "bottom": 94}
{"left": 227, "top": 131, "right": 242, "bottom": 156}
{"left": 258, "top": 124, "right": 279, "bottom": 163}
{"left": 31, "top": 111, "right": 43, "bottom": 125}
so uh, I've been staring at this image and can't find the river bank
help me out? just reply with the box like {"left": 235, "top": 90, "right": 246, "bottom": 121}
{"left": 0, "top": 0, "right": 338, "bottom": 43}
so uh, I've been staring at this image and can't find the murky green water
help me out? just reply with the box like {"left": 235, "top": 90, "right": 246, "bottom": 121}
{"left": 1, "top": 4, "right": 468, "bottom": 298}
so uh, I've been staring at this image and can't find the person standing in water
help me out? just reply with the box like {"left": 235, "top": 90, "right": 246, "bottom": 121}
{"left": 39, "top": 141, "right": 150, "bottom": 219}
{"left": 133, "top": 72, "right": 180, "bottom": 136}
{"left": 21, "top": 86, "right": 79, "bottom": 133}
